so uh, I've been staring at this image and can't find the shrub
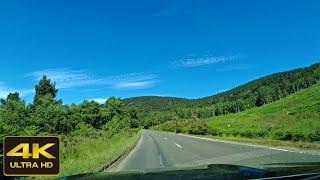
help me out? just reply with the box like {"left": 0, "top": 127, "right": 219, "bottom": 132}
{"left": 307, "top": 128, "right": 320, "bottom": 142}
{"left": 70, "top": 123, "right": 100, "bottom": 138}
{"left": 187, "top": 121, "right": 208, "bottom": 135}
{"left": 275, "top": 131, "right": 293, "bottom": 141}
{"left": 232, "top": 131, "right": 240, "bottom": 137}
{"left": 207, "top": 127, "right": 220, "bottom": 136}
{"left": 240, "top": 130, "right": 254, "bottom": 138}
{"left": 292, "top": 132, "right": 305, "bottom": 142}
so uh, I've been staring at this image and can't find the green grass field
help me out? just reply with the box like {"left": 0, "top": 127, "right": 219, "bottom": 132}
{"left": 207, "top": 82, "right": 320, "bottom": 142}
{"left": 58, "top": 129, "right": 140, "bottom": 177}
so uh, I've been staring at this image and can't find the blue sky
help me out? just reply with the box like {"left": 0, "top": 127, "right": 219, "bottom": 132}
{"left": 0, "top": 0, "right": 319, "bottom": 104}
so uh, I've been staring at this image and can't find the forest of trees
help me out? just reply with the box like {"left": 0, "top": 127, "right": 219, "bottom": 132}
{"left": 0, "top": 76, "right": 139, "bottom": 136}
{"left": 124, "top": 63, "right": 320, "bottom": 128}
{"left": 0, "top": 76, "right": 140, "bottom": 165}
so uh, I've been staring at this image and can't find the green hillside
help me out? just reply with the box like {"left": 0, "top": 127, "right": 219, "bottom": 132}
{"left": 153, "top": 82, "right": 320, "bottom": 143}
{"left": 207, "top": 82, "right": 320, "bottom": 142}
{"left": 125, "top": 63, "right": 320, "bottom": 128}
{"left": 123, "top": 96, "right": 194, "bottom": 112}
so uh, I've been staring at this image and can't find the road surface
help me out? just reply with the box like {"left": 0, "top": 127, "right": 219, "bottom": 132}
{"left": 111, "top": 130, "right": 320, "bottom": 172}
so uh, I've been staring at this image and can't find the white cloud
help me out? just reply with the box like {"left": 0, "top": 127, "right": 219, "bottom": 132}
{"left": 0, "top": 70, "right": 157, "bottom": 101}
{"left": 0, "top": 82, "right": 12, "bottom": 99}
{"left": 29, "top": 69, "right": 104, "bottom": 89}
{"left": 19, "top": 89, "right": 34, "bottom": 97}
{"left": 0, "top": 82, "right": 33, "bottom": 99}
{"left": 114, "top": 81, "right": 155, "bottom": 89}
{"left": 110, "top": 73, "right": 157, "bottom": 89}
{"left": 28, "top": 69, "right": 158, "bottom": 90}
{"left": 89, "top": 98, "right": 108, "bottom": 104}
{"left": 175, "top": 55, "right": 238, "bottom": 67}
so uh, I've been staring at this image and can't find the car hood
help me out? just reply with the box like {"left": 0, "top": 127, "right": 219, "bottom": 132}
{"left": 60, "top": 163, "right": 320, "bottom": 180}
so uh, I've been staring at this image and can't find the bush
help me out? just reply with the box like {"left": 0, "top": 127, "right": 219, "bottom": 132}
{"left": 70, "top": 123, "right": 100, "bottom": 138}
{"left": 307, "top": 128, "right": 320, "bottom": 142}
{"left": 237, "top": 129, "right": 267, "bottom": 138}
{"left": 207, "top": 127, "right": 220, "bottom": 136}
{"left": 232, "top": 131, "right": 240, "bottom": 137}
{"left": 240, "top": 130, "right": 255, "bottom": 138}
{"left": 187, "top": 121, "right": 208, "bottom": 135}
{"left": 275, "top": 131, "right": 293, "bottom": 141}
{"left": 292, "top": 132, "right": 305, "bottom": 142}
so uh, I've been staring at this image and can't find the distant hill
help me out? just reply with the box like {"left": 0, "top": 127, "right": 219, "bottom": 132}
{"left": 123, "top": 96, "right": 194, "bottom": 112}
{"left": 123, "top": 63, "right": 320, "bottom": 128}
{"left": 123, "top": 63, "right": 320, "bottom": 110}
{"left": 153, "top": 81, "right": 320, "bottom": 143}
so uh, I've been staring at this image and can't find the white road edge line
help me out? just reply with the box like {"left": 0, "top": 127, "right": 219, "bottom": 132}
{"left": 112, "top": 131, "right": 145, "bottom": 171}
{"left": 174, "top": 142, "right": 182, "bottom": 148}
{"left": 175, "top": 133, "right": 295, "bottom": 153}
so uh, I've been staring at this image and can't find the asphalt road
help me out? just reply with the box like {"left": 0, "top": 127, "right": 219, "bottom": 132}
{"left": 112, "top": 130, "right": 320, "bottom": 172}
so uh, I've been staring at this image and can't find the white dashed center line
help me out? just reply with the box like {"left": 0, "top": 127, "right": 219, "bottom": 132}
{"left": 174, "top": 142, "right": 182, "bottom": 148}
{"left": 267, "top": 147, "right": 289, "bottom": 152}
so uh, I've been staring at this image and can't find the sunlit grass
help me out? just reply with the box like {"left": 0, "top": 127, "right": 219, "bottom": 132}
{"left": 59, "top": 130, "right": 140, "bottom": 177}
{"left": 207, "top": 83, "right": 320, "bottom": 142}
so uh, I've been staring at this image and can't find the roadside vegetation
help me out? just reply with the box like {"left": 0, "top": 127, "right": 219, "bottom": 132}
{"left": 0, "top": 76, "right": 140, "bottom": 177}
{"left": 152, "top": 82, "right": 320, "bottom": 149}
{"left": 60, "top": 128, "right": 140, "bottom": 176}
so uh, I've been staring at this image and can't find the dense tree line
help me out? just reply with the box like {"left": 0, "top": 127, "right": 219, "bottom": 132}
{"left": 0, "top": 76, "right": 139, "bottom": 162}
{"left": 0, "top": 76, "right": 141, "bottom": 169}
{"left": 124, "top": 63, "right": 320, "bottom": 127}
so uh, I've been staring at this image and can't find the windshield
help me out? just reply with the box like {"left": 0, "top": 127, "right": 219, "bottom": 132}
{"left": 1, "top": 1, "right": 320, "bottom": 179}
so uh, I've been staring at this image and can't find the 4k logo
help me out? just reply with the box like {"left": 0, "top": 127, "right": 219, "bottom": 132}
{"left": 3, "top": 136, "right": 60, "bottom": 176}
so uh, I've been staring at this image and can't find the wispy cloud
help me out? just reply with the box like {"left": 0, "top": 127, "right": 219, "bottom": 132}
{"left": 28, "top": 69, "right": 158, "bottom": 90}
{"left": 110, "top": 73, "right": 157, "bottom": 89}
{"left": 19, "top": 89, "right": 35, "bottom": 97}
{"left": 0, "top": 82, "right": 33, "bottom": 99}
{"left": 0, "top": 82, "right": 12, "bottom": 99}
{"left": 174, "top": 55, "right": 239, "bottom": 67}
{"left": 28, "top": 69, "right": 103, "bottom": 89}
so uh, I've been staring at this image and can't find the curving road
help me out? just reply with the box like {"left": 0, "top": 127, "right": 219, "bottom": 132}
{"left": 110, "top": 130, "right": 320, "bottom": 172}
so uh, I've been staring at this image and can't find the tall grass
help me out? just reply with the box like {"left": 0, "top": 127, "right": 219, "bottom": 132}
{"left": 59, "top": 129, "right": 140, "bottom": 177}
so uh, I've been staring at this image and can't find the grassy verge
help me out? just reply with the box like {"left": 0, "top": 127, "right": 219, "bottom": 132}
{"left": 59, "top": 129, "right": 140, "bottom": 177}
{"left": 1, "top": 127, "right": 141, "bottom": 179}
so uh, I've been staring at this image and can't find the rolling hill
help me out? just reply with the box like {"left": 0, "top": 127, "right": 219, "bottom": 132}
{"left": 123, "top": 63, "right": 320, "bottom": 128}
{"left": 207, "top": 81, "right": 320, "bottom": 141}
{"left": 153, "top": 82, "right": 320, "bottom": 143}
{"left": 124, "top": 63, "right": 320, "bottom": 111}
